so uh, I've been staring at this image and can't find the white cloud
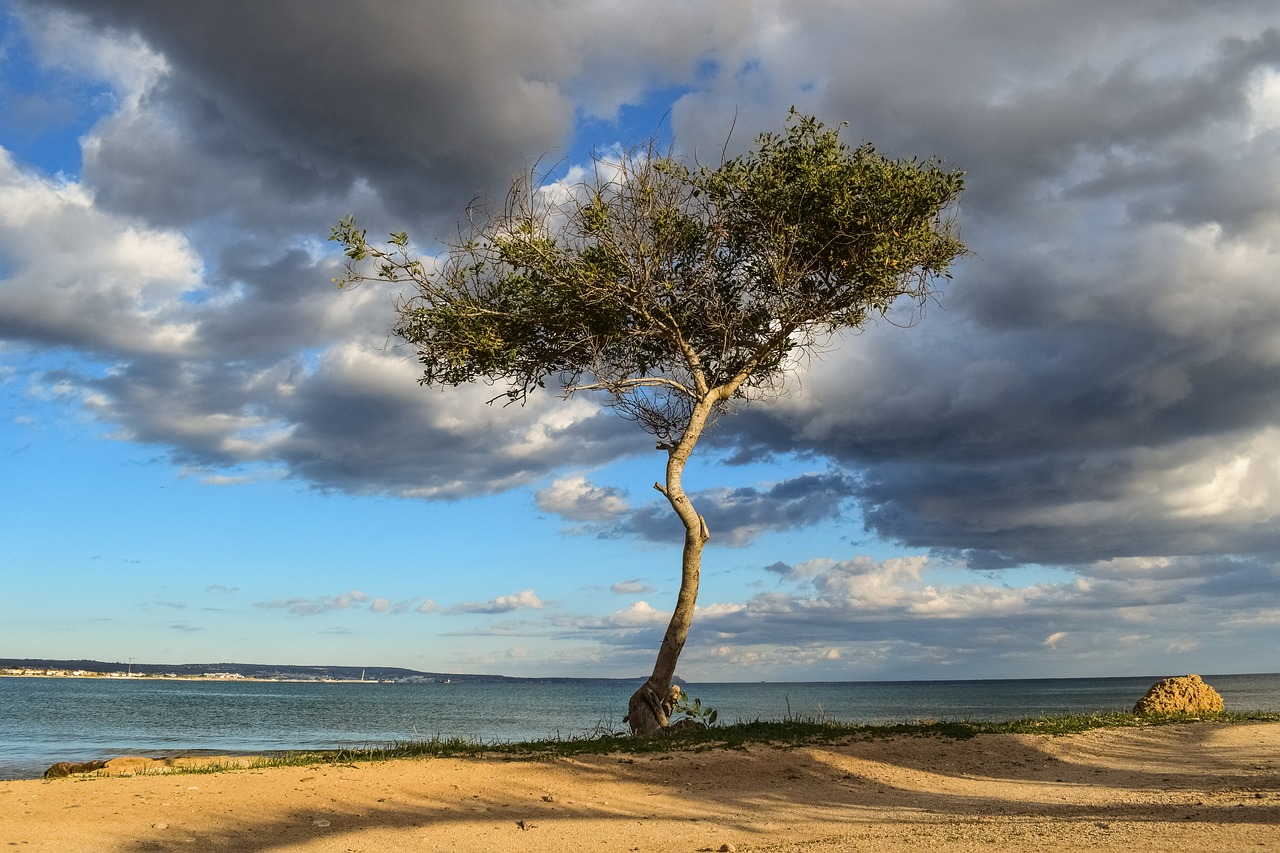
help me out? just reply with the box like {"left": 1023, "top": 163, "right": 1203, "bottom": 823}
{"left": 1044, "top": 631, "right": 1068, "bottom": 648}
{"left": 255, "top": 589, "right": 369, "bottom": 616}
{"left": 611, "top": 579, "right": 655, "bottom": 595}
{"left": 596, "top": 600, "right": 669, "bottom": 629}
{"left": 810, "top": 555, "right": 930, "bottom": 610}
{"left": 1148, "top": 430, "right": 1280, "bottom": 522}
{"left": 452, "top": 588, "right": 545, "bottom": 614}
{"left": 536, "top": 474, "right": 630, "bottom": 522}
{"left": 0, "top": 149, "right": 202, "bottom": 355}
{"left": 1246, "top": 68, "right": 1280, "bottom": 139}
{"left": 18, "top": 5, "right": 169, "bottom": 104}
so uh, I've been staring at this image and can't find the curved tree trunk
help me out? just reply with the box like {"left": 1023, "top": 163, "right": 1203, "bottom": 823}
{"left": 627, "top": 396, "right": 716, "bottom": 735}
{"left": 626, "top": 506, "right": 708, "bottom": 733}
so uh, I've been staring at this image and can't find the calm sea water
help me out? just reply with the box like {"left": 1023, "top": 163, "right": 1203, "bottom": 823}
{"left": 3, "top": 673, "right": 1278, "bottom": 780}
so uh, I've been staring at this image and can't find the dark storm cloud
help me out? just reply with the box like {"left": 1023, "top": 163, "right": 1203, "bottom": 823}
{"left": 536, "top": 472, "right": 855, "bottom": 546}
{"left": 733, "top": 197, "right": 1280, "bottom": 566}
{"left": 68, "top": 342, "right": 647, "bottom": 497}
{"left": 273, "top": 357, "right": 647, "bottom": 498}
{"left": 675, "top": 3, "right": 1280, "bottom": 568}
{"left": 36, "top": 0, "right": 743, "bottom": 231}
{"left": 619, "top": 472, "right": 855, "bottom": 547}
{"left": 4, "top": 0, "right": 739, "bottom": 500}
{"left": 42, "top": 0, "right": 570, "bottom": 229}
{"left": 6, "top": 0, "right": 1280, "bottom": 580}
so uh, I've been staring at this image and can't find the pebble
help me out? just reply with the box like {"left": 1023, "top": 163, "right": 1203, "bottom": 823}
{"left": 719, "top": 845, "right": 736, "bottom": 852}
{"left": 312, "top": 819, "right": 331, "bottom": 828}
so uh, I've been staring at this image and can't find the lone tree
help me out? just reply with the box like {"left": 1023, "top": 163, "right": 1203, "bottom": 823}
{"left": 332, "top": 112, "right": 965, "bottom": 734}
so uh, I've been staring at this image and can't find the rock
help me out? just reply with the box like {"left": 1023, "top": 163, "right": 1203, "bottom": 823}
{"left": 1133, "top": 674, "right": 1224, "bottom": 715}
{"left": 664, "top": 718, "right": 705, "bottom": 733}
{"left": 43, "top": 760, "right": 108, "bottom": 778}
{"left": 105, "top": 756, "right": 166, "bottom": 774}
{"left": 43, "top": 754, "right": 252, "bottom": 780}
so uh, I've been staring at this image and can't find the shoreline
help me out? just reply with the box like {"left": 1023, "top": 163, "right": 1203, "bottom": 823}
{"left": 0, "top": 673, "right": 376, "bottom": 683}
{"left": 4, "top": 721, "right": 1277, "bottom": 852}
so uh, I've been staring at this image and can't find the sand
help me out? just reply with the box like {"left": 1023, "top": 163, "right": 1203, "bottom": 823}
{"left": 3, "top": 721, "right": 1277, "bottom": 852}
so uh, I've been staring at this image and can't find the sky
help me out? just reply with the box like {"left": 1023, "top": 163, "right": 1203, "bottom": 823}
{"left": 2, "top": 0, "right": 1279, "bottom": 683}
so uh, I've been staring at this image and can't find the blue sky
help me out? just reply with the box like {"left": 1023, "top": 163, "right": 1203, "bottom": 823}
{"left": 3, "top": 0, "right": 1280, "bottom": 682}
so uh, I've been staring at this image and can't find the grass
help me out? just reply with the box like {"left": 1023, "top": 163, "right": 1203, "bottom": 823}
{"left": 126, "top": 710, "right": 1280, "bottom": 776}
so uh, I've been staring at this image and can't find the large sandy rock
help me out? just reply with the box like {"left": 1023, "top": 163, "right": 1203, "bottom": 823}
{"left": 1132, "top": 674, "right": 1224, "bottom": 715}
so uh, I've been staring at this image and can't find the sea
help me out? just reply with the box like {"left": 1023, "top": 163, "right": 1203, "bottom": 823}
{"left": 3, "top": 672, "right": 1279, "bottom": 781}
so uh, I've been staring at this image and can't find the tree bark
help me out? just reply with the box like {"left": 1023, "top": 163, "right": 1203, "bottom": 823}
{"left": 627, "top": 395, "right": 715, "bottom": 735}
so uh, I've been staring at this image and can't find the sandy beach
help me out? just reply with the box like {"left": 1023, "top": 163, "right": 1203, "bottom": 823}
{"left": 4, "top": 721, "right": 1277, "bottom": 852}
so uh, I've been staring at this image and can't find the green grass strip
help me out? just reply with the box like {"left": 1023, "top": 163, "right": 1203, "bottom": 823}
{"left": 145, "top": 710, "right": 1280, "bottom": 775}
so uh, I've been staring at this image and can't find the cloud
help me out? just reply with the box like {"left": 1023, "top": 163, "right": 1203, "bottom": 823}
{"left": 452, "top": 588, "right": 545, "bottom": 614}
{"left": 31, "top": 0, "right": 748, "bottom": 230}
{"left": 0, "top": 149, "right": 202, "bottom": 356}
{"left": 5, "top": 0, "right": 1280, "bottom": 656}
{"left": 620, "top": 473, "right": 855, "bottom": 547}
{"left": 542, "top": 549, "right": 1280, "bottom": 678}
{"left": 254, "top": 590, "right": 425, "bottom": 616}
{"left": 607, "top": 600, "right": 671, "bottom": 627}
{"left": 255, "top": 589, "right": 369, "bottom": 616}
{"left": 2, "top": 3, "right": 654, "bottom": 502}
{"left": 535, "top": 472, "right": 853, "bottom": 546}
{"left": 536, "top": 475, "right": 630, "bottom": 522}
{"left": 611, "top": 579, "right": 655, "bottom": 595}
{"left": 696, "top": 15, "right": 1280, "bottom": 571}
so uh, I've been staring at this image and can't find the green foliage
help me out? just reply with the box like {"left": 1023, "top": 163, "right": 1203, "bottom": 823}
{"left": 331, "top": 111, "right": 966, "bottom": 439}
{"left": 695, "top": 110, "right": 966, "bottom": 333}
{"left": 672, "top": 693, "right": 719, "bottom": 727}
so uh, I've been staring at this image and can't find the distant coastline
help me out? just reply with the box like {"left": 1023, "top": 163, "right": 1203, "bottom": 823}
{"left": 0, "top": 658, "right": 660, "bottom": 685}
{"left": 0, "top": 668, "right": 367, "bottom": 684}
{"left": 0, "top": 657, "right": 471, "bottom": 684}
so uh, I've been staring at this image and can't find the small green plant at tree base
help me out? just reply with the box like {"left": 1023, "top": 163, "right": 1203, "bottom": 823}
{"left": 673, "top": 694, "right": 719, "bottom": 727}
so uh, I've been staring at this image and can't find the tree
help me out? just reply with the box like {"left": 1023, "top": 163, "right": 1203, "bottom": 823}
{"left": 331, "top": 112, "right": 966, "bottom": 734}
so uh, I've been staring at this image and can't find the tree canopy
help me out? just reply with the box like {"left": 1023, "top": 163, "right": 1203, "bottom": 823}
{"left": 332, "top": 111, "right": 965, "bottom": 733}
{"left": 333, "top": 112, "right": 963, "bottom": 440}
